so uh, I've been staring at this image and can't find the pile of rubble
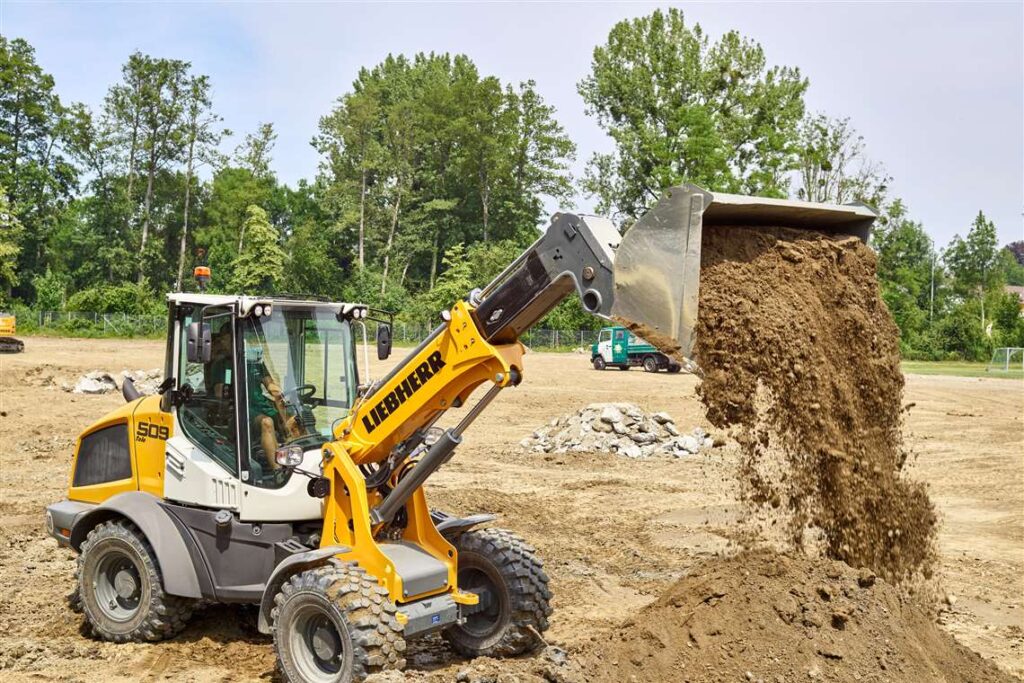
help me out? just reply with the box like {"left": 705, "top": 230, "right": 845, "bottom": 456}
{"left": 520, "top": 403, "right": 716, "bottom": 458}
{"left": 69, "top": 368, "right": 163, "bottom": 395}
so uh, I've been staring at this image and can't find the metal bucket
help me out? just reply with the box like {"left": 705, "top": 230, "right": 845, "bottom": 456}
{"left": 608, "top": 184, "right": 878, "bottom": 367}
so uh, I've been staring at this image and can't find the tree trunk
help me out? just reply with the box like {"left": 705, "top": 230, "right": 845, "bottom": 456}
{"left": 175, "top": 138, "right": 196, "bottom": 291}
{"left": 358, "top": 167, "right": 367, "bottom": 268}
{"left": 124, "top": 94, "right": 141, "bottom": 231}
{"left": 478, "top": 159, "right": 490, "bottom": 242}
{"left": 138, "top": 150, "right": 156, "bottom": 284}
{"left": 429, "top": 229, "right": 440, "bottom": 290}
{"left": 380, "top": 187, "right": 402, "bottom": 295}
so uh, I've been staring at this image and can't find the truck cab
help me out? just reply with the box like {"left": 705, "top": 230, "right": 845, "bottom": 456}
{"left": 591, "top": 325, "right": 682, "bottom": 373}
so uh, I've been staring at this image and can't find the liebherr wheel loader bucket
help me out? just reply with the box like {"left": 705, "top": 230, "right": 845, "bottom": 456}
{"left": 607, "top": 184, "right": 877, "bottom": 368}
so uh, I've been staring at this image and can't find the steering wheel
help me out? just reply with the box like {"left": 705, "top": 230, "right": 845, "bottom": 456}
{"left": 283, "top": 384, "right": 318, "bottom": 404}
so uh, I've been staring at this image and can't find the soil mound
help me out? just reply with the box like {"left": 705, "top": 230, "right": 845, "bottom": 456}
{"left": 694, "top": 226, "right": 936, "bottom": 581}
{"left": 580, "top": 549, "right": 1013, "bottom": 683}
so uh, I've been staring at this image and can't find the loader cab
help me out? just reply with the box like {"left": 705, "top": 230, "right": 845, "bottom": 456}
{"left": 163, "top": 294, "right": 379, "bottom": 521}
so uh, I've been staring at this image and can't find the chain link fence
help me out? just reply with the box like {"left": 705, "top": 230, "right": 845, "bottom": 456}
{"left": 24, "top": 311, "right": 166, "bottom": 337}
{"left": 19, "top": 310, "right": 602, "bottom": 351}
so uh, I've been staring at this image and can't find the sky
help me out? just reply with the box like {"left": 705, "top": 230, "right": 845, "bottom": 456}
{"left": 2, "top": 1, "right": 1021, "bottom": 247}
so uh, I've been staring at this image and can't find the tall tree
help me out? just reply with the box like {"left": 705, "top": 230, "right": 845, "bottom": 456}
{"left": 229, "top": 205, "right": 285, "bottom": 293}
{"left": 234, "top": 122, "right": 276, "bottom": 180}
{"left": 0, "top": 37, "right": 77, "bottom": 296}
{"left": 794, "top": 113, "right": 889, "bottom": 207}
{"left": 578, "top": 8, "right": 807, "bottom": 221}
{"left": 104, "top": 53, "right": 189, "bottom": 281}
{"left": 176, "top": 75, "right": 226, "bottom": 290}
{"left": 0, "top": 188, "right": 23, "bottom": 301}
{"left": 234, "top": 122, "right": 277, "bottom": 251}
{"left": 945, "top": 211, "right": 1000, "bottom": 331}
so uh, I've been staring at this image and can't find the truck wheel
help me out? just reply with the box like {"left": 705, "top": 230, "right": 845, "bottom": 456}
{"left": 618, "top": 365, "right": 630, "bottom": 371}
{"left": 273, "top": 562, "right": 405, "bottom": 683}
{"left": 443, "top": 528, "right": 551, "bottom": 658}
{"left": 77, "top": 519, "right": 194, "bottom": 642}
{"left": 643, "top": 356, "right": 659, "bottom": 373}
{"left": 667, "top": 364, "right": 682, "bottom": 374}
{"left": 592, "top": 356, "right": 606, "bottom": 371}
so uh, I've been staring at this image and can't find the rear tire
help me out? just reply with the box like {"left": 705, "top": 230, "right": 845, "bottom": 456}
{"left": 592, "top": 356, "right": 606, "bottom": 371}
{"left": 272, "top": 562, "right": 405, "bottom": 683}
{"left": 77, "top": 519, "right": 193, "bottom": 642}
{"left": 667, "top": 364, "right": 682, "bottom": 374}
{"left": 443, "top": 528, "right": 551, "bottom": 658}
{"left": 642, "top": 356, "right": 659, "bottom": 373}
{"left": 618, "top": 365, "right": 630, "bottom": 371}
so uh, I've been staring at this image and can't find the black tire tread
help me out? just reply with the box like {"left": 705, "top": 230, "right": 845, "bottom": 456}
{"left": 272, "top": 561, "right": 406, "bottom": 682}
{"left": 77, "top": 519, "right": 194, "bottom": 642}
{"left": 444, "top": 527, "right": 552, "bottom": 658}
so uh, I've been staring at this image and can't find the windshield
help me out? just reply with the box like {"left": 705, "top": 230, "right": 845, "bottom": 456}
{"left": 242, "top": 305, "right": 356, "bottom": 487}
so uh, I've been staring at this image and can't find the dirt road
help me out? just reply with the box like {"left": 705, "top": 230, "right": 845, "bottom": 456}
{"left": 1, "top": 337, "right": 1020, "bottom": 680}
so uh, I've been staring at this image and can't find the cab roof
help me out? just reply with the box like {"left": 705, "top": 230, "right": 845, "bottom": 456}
{"left": 166, "top": 293, "right": 362, "bottom": 308}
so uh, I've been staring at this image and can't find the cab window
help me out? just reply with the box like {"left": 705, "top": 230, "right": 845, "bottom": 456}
{"left": 177, "top": 309, "right": 238, "bottom": 476}
{"left": 242, "top": 306, "right": 356, "bottom": 490}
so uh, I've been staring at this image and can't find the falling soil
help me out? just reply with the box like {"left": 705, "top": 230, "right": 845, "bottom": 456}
{"left": 578, "top": 549, "right": 1014, "bottom": 683}
{"left": 694, "top": 225, "right": 937, "bottom": 582}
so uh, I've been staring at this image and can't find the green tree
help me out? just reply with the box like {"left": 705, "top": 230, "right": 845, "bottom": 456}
{"left": 229, "top": 205, "right": 285, "bottom": 293}
{"left": 234, "top": 122, "right": 276, "bottom": 181}
{"left": 794, "top": 113, "right": 889, "bottom": 207}
{"left": 175, "top": 75, "right": 227, "bottom": 290}
{"left": 945, "top": 211, "right": 1001, "bottom": 331}
{"left": 104, "top": 53, "right": 189, "bottom": 281}
{"left": 578, "top": 8, "right": 807, "bottom": 220}
{"left": 0, "top": 188, "right": 23, "bottom": 301}
{"left": 0, "top": 37, "right": 78, "bottom": 297}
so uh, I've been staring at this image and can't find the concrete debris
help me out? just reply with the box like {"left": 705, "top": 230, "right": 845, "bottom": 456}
{"left": 521, "top": 403, "right": 716, "bottom": 458}
{"left": 72, "top": 371, "right": 118, "bottom": 394}
{"left": 71, "top": 368, "right": 162, "bottom": 395}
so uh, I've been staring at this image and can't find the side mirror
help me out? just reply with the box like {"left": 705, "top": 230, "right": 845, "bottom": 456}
{"left": 187, "top": 321, "right": 212, "bottom": 363}
{"left": 376, "top": 324, "right": 392, "bottom": 360}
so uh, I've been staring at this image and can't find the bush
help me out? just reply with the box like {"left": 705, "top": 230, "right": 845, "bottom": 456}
{"left": 65, "top": 282, "right": 162, "bottom": 315}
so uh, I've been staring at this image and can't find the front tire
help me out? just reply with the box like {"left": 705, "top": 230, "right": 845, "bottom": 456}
{"left": 273, "top": 562, "right": 405, "bottom": 683}
{"left": 592, "top": 356, "right": 606, "bottom": 371}
{"left": 77, "top": 519, "right": 193, "bottom": 642}
{"left": 443, "top": 528, "right": 552, "bottom": 658}
{"left": 642, "top": 355, "right": 659, "bottom": 373}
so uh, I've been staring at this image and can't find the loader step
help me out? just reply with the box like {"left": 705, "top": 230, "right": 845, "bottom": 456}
{"left": 378, "top": 542, "right": 449, "bottom": 599}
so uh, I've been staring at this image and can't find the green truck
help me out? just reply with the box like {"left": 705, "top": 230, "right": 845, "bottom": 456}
{"left": 590, "top": 326, "right": 682, "bottom": 373}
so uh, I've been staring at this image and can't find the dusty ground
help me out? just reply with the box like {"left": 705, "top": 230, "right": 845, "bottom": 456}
{"left": 0, "top": 336, "right": 1021, "bottom": 681}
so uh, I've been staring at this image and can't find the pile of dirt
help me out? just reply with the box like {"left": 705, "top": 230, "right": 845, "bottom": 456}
{"left": 578, "top": 549, "right": 1013, "bottom": 683}
{"left": 694, "top": 225, "right": 936, "bottom": 582}
{"left": 520, "top": 403, "right": 716, "bottom": 458}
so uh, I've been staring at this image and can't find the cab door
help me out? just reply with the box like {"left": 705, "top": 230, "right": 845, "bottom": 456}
{"left": 596, "top": 328, "right": 613, "bottom": 362}
{"left": 164, "top": 305, "right": 243, "bottom": 510}
{"left": 611, "top": 328, "right": 629, "bottom": 364}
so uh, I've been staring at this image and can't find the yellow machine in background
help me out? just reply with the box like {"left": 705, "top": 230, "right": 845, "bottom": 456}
{"left": 0, "top": 311, "right": 24, "bottom": 353}
{"left": 45, "top": 185, "right": 876, "bottom": 682}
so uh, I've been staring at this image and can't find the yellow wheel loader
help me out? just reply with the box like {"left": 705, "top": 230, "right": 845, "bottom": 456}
{"left": 0, "top": 310, "right": 24, "bottom": 353}
{"left": 46, "top": 185, "right": 875, "bottom": 682}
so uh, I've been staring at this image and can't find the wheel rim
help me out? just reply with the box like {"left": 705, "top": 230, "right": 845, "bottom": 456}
{"left": 290, "top": 603, "right": 348, "bottom": 681}
{"left": 93, "top": 550, "right": 143, "bottom": 622}
{"left": 644, "top": 358, "right": 657, "bottom": 372}
{"left": 458, "top": 564, "right": 507, "bottom": 638}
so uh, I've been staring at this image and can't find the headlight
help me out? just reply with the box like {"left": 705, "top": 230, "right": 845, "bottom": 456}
{"left": 274, "top": 445, "right": 304, "bottom": 467}
{"left": 254, "top": 304, "right": 264, "bottom": 317}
